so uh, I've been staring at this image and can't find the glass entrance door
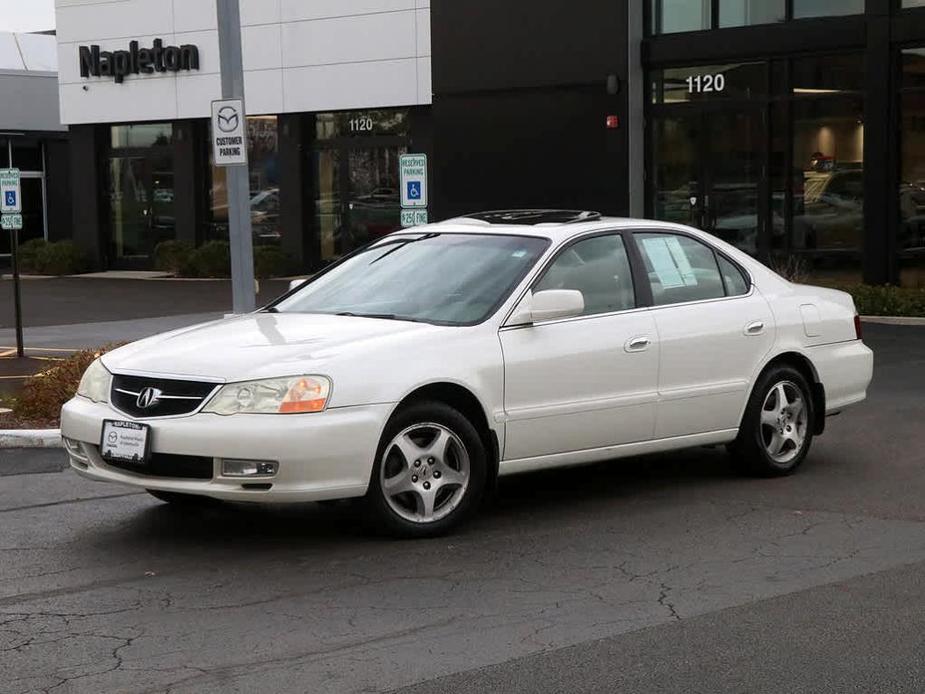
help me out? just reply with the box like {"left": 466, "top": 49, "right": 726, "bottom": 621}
{"left": 313, "top": 144, "right": 407, "bottom": 262}
{"left": 108, "top": 153, "right": 175, "bottom": 264}
{"left": 311, "top": 109, "right": 411, "bottom": 265}
{"left": 650, "top": 107, "right": 766, "bottom": 255}
{"left": 106, "top": 124, "right": 175, "bottom": 268}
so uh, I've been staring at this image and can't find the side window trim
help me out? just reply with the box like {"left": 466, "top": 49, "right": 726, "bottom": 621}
{"left": 716, "top": 251, "right": 753, "bottom": 294}
{"left": 628, "top": 228, "right": 753, "bottom": 308}
{"left": 528, "top": 229, "right": 641, "bottom": 319}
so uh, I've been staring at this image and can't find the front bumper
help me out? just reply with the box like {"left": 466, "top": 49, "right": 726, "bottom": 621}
{"left": 60, "top": 396, "right": 393, "bottom": 503}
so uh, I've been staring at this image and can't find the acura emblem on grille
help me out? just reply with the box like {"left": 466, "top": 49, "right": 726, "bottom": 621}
{"left": 136, "top": 387, "right": 163, "bottom": 410}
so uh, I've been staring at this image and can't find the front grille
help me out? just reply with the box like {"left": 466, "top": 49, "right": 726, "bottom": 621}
{"left": 111, "top": 374, "right": 219, "bottom": 418}
{"left": 104, "top": 452, "right": 214, "bottom": 480}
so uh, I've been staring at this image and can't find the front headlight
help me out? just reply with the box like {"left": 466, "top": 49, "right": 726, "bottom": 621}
{"left": 76, "top": 358, "right": 111, "bottom": 403}
{"left": 202, "top": 376, "right": 331, "bottom": 415}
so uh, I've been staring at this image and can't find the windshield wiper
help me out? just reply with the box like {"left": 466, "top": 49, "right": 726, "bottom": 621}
{"left": 336, "top": 312, "right": 427, "bottom": 323}
{"left": 369, "top": 233, "right": 440, "bottom": 265}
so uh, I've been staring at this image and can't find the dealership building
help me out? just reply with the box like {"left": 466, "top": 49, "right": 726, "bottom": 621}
{"left": 0, "top": 31, "right": 68, "bottom": 261}
{"left": 55, "top": 0, "right": 925, "bottom": 286}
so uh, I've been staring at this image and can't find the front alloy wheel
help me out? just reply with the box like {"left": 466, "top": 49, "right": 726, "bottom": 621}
{"left": 367, "top": 401, "right": 487, "bottom": 537}
{"left": 380, "top": 423, "right": 471, "bottom": 524}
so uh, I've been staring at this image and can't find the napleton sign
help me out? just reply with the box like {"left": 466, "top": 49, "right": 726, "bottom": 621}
{"left": 78, "top": 39, "right": 200, "bottom": 84}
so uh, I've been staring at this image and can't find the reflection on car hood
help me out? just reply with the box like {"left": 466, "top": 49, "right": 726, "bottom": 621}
{"left": 101, "top": 313, "right": 440, "bottom": 382}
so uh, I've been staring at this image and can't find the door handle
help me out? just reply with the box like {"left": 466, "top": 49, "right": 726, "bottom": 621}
{"left": 745, "top": 321, "right": 765, "bottom": 336}
{"left": 625, "top": 336, "right": 651, "bottom": 353}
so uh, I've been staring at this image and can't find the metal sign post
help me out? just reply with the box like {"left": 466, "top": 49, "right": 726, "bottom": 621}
{"left": 215, "top": 0, "right": 255, "bottom": 314}
{"left": 9, "top": 227, "right": 24, "bottom": 358}
{"left": 1, "top": 168, "right": 24, "bottom": 357}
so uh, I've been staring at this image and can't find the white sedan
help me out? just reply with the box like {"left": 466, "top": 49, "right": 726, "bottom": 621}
{"left": 61, "top": 211, "right": 873, "bottom": 537}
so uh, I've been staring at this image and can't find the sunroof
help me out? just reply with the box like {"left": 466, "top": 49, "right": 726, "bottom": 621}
{"left": 463, "top": 210, "right": 602, "bottom": 225}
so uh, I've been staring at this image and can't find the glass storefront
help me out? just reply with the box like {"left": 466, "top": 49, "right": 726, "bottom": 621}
{"left": 208, "top": 115, "right": 280, "bottom": 246}
{"left": 719, "top": 1, "right": 785, "bottom": 28}
{"left": 650, "top": 0, "right": 711, "bottom": 34}
{"left": 648, "top": 53, "right": 864, "bottom": 282}
{"left": 312, "top": 109, "right": 409, "bottom": 264}
{"left": 107, "top": 123, "right": 176, "bottom": 264}
{"left": 900, "top": 49, "right": 925, "bottom": 287}
{"left": 792, "top": 0, "right": 863, "bottom": 18}
{"left": 650, "top": 0, "right": 862, "bottom": 34}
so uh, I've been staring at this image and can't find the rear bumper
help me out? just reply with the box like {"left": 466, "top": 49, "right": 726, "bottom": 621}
{"left": 60, "top": 396, "right": 393, "bottom": 503}
{"left": 809, "top": 340, "right": 874, "bottom": 414}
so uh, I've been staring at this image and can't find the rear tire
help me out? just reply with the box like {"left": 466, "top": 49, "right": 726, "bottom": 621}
{"left": 730, "top": 365, "right": 815, "bottom": 477}
{"left": 364, "top": 401, "right": 487, "bottom": 538}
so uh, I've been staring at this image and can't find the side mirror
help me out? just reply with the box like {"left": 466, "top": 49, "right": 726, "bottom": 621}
{"left": 289, "top": 278, "right": 306, "bottom": 292}
{"left": 506, "top": 290, "right": 584, "bottom": 326}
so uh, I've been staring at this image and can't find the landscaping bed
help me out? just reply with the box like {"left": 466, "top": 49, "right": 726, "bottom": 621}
{"left": 0, "top": 347, "right": 114, "bottom": 431}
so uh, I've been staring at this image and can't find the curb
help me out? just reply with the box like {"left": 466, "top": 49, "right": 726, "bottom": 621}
{"left": 861, "top": 315, "right": 925, "bottom": 326}
{"left": 0, "top": 429, "right": 62, "bottom": 449}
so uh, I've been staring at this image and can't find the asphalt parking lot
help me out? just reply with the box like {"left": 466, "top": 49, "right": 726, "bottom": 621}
{"left": 2, "top": 324, "right": 924, "bottom": 693}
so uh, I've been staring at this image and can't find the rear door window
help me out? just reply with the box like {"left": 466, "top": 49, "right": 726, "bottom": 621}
{"left": 635, "top": 233, "right": 726, "bottom": 306}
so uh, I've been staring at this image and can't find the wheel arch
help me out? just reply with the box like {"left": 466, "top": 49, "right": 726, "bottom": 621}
{"left": 389, "top": 382, "right": 501, "bottom": 494}
{"left": 757, "top": 351, "right": 826, "bottom": 436}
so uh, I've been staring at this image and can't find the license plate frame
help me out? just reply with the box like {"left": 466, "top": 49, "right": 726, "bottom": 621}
{"left": 100, "top": 420, "right": 151, "bottom": 466}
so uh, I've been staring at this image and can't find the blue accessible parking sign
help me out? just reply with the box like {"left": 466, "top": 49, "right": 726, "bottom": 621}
{"left": 5, "top": 191, "right": 16, "bottom": 208}
{"left": 407, "top": 181, "right": 422, "bottom": 201}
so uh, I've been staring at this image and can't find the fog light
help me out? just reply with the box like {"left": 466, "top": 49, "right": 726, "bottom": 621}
{"left": 63, "top": 437, "right": 89, "bottom": 463}
{"left": 222, "top": 459, "right": 278, "bottom": 477}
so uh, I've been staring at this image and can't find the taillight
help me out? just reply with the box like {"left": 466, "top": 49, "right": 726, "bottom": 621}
{"left": 854, "top": 314, "right": 863, "bottom": 340}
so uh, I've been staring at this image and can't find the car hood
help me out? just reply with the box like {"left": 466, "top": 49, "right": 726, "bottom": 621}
{"left": 101, "top": 312, "right": 442, "bottom": 382}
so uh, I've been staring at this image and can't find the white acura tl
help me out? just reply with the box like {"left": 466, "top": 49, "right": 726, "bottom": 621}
{"left": 62, "top": 211, "right": 873, "bottom": 537}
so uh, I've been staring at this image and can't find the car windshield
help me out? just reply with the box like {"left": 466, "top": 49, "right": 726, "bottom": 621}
{"left": 273, "top": 233, "right": 549, "bottom": 325}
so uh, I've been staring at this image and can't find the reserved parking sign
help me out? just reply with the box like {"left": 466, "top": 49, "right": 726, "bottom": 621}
{"left": 0, "top": 169, "right": 21, "bottom": 214}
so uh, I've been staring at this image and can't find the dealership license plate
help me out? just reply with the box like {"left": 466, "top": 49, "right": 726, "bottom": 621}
{"left": 100, "top": 420, "right": 150, "bottom": 465}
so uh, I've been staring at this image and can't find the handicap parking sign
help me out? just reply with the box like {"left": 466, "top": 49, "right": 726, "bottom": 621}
{"left": 400, "top": 155, "right": 427, "bottom": 208}
{"left": 0, "top": 168, "right": 21, "bottom": 213}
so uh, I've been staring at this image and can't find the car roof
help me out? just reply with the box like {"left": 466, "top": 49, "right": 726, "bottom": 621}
{"left": 390, "top": 209, "right": 784, "bottom": 289}
{"left": 411, "top": 210, "right": 706, "bottom": 244}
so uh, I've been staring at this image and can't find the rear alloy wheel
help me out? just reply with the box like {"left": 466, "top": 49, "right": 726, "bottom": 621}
{"left": 731, "top": 365, "right": 815, "bottom": 477}
{"left": 366, "top": 401, "right": 486, "bottom": 537}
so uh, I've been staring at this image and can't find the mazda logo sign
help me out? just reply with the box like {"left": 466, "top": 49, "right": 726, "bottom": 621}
{"left": 217, "top": 106, "right": 240, "bottom": 133}
{"left": 136, "top": 387, "right": 163, "bottom": 410}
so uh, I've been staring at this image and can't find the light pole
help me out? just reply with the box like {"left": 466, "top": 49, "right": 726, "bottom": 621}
{"left": 215, "top": 0, "right": 256, "bottom": 313}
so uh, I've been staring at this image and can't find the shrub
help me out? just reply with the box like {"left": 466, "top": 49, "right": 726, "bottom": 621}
{"left": 16, "top": 238, "right": 47, "bottom": 274}
{"left": 254, "top": 245, "right": 294, "bottom": 279}
{"left": 31, "top": 241, "right": 89, "bottom": 276}
{"left": 13, "top": 346, "right": 119, "bottom": 425}
{"left": 188, "top": 241, "right": 231, "bottom": 278}
{"left": 843, "top": 284, "right": 925, "bottom": 318}
{"left": 154, "top": 240, "right": 195, "bottom": 275}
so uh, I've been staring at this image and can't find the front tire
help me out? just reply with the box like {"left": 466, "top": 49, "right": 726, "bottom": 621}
{"left": 730, "top": 365, "right": 815, "bottom": 477}
{"left": 365, "top": 401, "right": 487, "bottom": 538}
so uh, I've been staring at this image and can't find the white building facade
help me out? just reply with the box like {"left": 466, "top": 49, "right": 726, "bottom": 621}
{"left": 55, "top": 0, "right": 433, "bottom": 270}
